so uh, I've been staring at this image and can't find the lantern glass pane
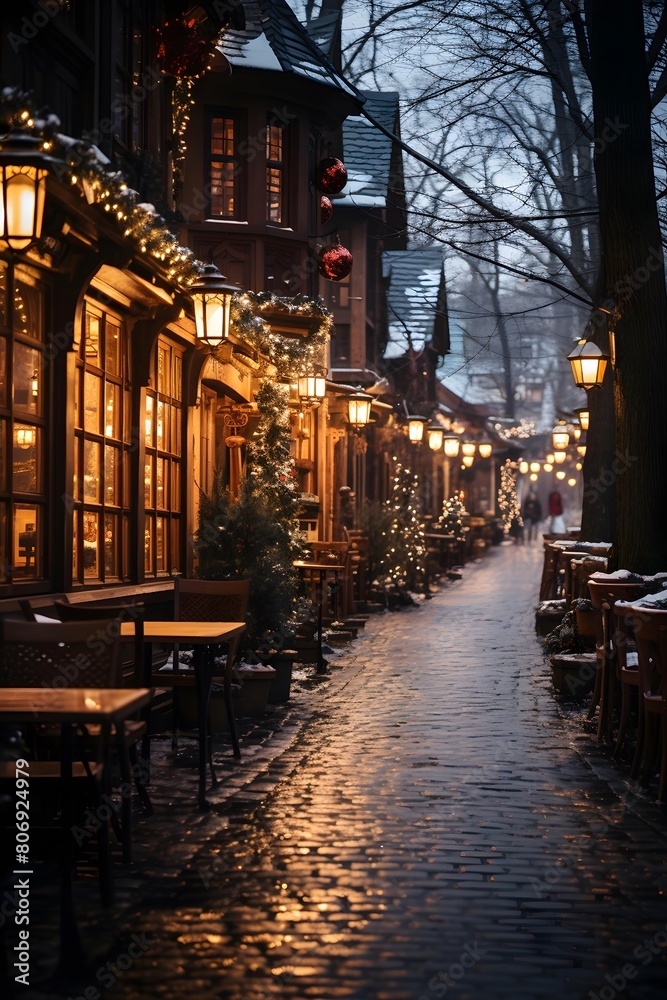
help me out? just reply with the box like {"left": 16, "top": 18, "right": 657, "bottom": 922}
{"left": 444, "top": 437, "right": 459, "bottom": 457}
{"left": 427, "top": 428, "right": 443, "bottom": 451}
{"left": 0, "top": 166, "right": 46, "bottom": 250}
{"left": 478, "top": 443, "right": 492, "bottom": 459}
{"left": 408, "top": 420, "right": 425, "bottom": 442}
{"left": 579, "top": 410, "right": 590, "bottom": 431}
{"left": 461, "top": 442, "right": 476, "bottom": 457}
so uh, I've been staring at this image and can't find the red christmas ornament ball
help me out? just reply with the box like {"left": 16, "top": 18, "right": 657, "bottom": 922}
{"left": 315, "top": 157, "right": 347, "bottom": 194}
{"left": 318, "top": 244, "right": 353, "bottom": 281}
{"left": 320, "top": 196, "right": 333, "bottom": 226}
{"left": 156, "top": 17, "right": 212, "bottom": 78}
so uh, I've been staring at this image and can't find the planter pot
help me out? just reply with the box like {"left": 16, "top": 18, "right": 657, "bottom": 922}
{"left": 267, "top": 652, "right": 296, "bottom": 704}
{"left": 575, "top": 608, "right": 599, "bottom": 638}
{"left": 175, "top": 683, "right": 241, "bottom": 733}
{"left": 536, "top": 599, "right": 567, "bottom": 637}
{"left": 235, "top": 664, "right": 276, "bottom": 717}
{"left": 548, "top": 652, "right": 597, "bottom": 699}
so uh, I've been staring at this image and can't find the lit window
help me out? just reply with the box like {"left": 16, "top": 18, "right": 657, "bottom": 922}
{"left": 208, "top": 114, "right": 241, "bottom": 218}
{"left": 266, "top": 119, "right": 286, "bottom": 224}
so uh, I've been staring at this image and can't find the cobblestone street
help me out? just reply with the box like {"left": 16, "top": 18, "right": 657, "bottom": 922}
{"left": 22, "top": 544, "right": 667, "bottom": 1000}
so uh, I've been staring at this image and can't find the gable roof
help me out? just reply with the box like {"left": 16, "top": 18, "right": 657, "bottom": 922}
{"left": 216, "top": 0, "right": 359, "bottom": 99}
{"left": 334, "top": 91, "right": 400, "bottom": 209}
{"left": 382, "top": 247, "right": 449, "bottom": 360}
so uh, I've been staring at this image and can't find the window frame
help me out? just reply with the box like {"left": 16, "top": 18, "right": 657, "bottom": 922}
{"left": 265, "top": 115, "right": 289, "bottom": 225}
{"left": 206, "top": 108, "right": 246, "bottom": 220}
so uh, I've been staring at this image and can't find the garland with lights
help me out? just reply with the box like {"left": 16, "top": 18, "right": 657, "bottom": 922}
{"left": 498, "top": 459, "right": 523, "bottom": 534}
{"left": 0, "top": 88, "right": 199, "bottom": 287}
{"left": 378, "top": 459, "right": 426, "bottom": 592}
{"left": 232, "top": 291, "right": 333, "bottom": 381}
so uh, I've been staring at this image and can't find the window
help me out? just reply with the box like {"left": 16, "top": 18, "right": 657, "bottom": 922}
{"left": 0, "top": 263, "right": 48, "bottom": 585}
{"left": 208, "top": 112, "right": 242, "bottom": 219}
{"left": 73, "top": 301, "right": 132, "bottom": 584}
{"left": 144, "top": 339, "right": 183, "bottom": 576}
{"left": 266, "top": 118, "right": 287, "bottom": 224}
{"left": 113, "top": 1, "right": 146, "bottom": 151}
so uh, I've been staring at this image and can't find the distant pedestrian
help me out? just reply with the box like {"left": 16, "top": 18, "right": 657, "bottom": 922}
{"left": 548, "top": 490, "right": 566, "bottom": 534}
{"left": 521, "top": 492, "right": 542, "bottom": 542}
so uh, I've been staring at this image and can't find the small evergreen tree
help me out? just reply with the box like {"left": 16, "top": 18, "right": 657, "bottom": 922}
{"left": 195, "top": 381, "right": 305, "bottom": 652}
{"left": 438, "top": 493, "right": 468, "bottom": 538}
{"left": 379, "top": 460, "right": 426, "bottom": 591}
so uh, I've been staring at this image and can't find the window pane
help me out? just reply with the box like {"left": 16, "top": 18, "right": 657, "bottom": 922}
{"left": 171, "top": 518, "right": 181, "bottom": 573}
{"left": 157, "top": 345, "right": 169, "bottom": 395}
{"left": 13, "top": 274, "right": 43, "bottom": 342}
{"left": 171, "top": 405, "right": 181, "bottom": 455}
{"left": 74, "top": 367, "right": 81, "bottom": 428}
{"left": 0, "top": 419, "right": 6, "bottom": 491}
{"left": 172, "top": 460, "right": 181, "bottom": 511}
{"left": 144, "top": 518, "right": 153, "bottom": 573}
{"left": 105, "top": 445, "right": 118, "bottom": 505}
{"left": 173, "top": 354, "right": 182, "bottom": 400}
{"left": 104, "top": 513, "right": 117, "bottom": 578}
{"left": 211, "top": 117, "right": 234, "bottom": 156}
{"left": 13, "top": 424, "right": 39, "bottom": 493}
{"left": 83, "top": 439, "right": 102, "bottom": 502}
{"left": 124, "top": 389, "right": 132, "bottom": 445}
{"left": 105, "top": 381, "right": 120, "bottom": 437}
{"left": 73, "top": 435, "right": 80, "bottom": 500}
{"left": 156, "top": 456, "right": 166, "bottom": 510}
{"left": 266, "top": 124, "right": 283, "bottom": 161}
{"left": 84, "top": 372, "right": 102, "bottom": 433}
{"left": 156, "top": 516, "right": 166, "bottom": 572}
{"left": 72, "top": 511, "right": 79, "bottom": 583}
{"left": 145, "top": 394, "right": 154, "bottom": 447}
{"left": 267, "top": 167, "right": 282, "bottom": 223}
{"left": 105, "top": 318, "right": 121, "bottom": 375}
{"left": 14, "top": 505, "right": 40, "bottom": 578}
{"left": 0, "top": 502, "right": 6, "bottom": 581}
{"left": 210, "top": 161, "right": 235, "bottom": 217}
{"left": 0, "top": 337, "right": 7, "bottom": 408}
{"left": 84, "top": 311, "right": 101, "bottom": 365}
{"left": 144, "top": 457, "right": 154, "bottom": 507}
{"left": 156, "top": 399, "right": 167, "bottom": 451}
{"left": 83, "top": 511, "right": 99, "bottom": 577}
{"left": 0, "top": 261, "right": 7, "bottom": 327}
{"left": 13, "top": 343, "right": 42, "bottom": 416}
{"left": 123, "top": 450, "right": 131, "bottom": 508}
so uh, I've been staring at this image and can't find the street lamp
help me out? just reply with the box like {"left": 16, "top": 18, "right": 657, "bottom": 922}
{"left": 529, "top": 462, "right": 540, "bottom": 473}
{"left": 552, "top": 422, "right": 570, "bottom": 450}
{"left": 0, "top": 130, "right": 62, "bottom": 251}
{"left": 546, "top": 453, "right": 555, "bottom": 464}
{"left": 577, "top": 444, "right": 586, "bottom": 456}
{"left": 297, "top": 370, "right": 327, "bottom": 404}
{"left": 543, "top": 462, "right": 553, "bottom": 472}
{"left": 568, "top": 477, "right": 577, "bottom": 487}
{"left": 190, "top": 263, "right": 239, "bottom": 350}
{"left": 462, "top": 455, "right": 474, "bottom": 468}
{"left": 407, "top": 415, "right": 428, "bottom": 443}
{"left": 14, "top": 425, "right": 36, "bottom": 449}
{"left": 347, "top": 393, "right": 372, "bottom": 428}
{"left": 556, "top": 469, "right": 566, "bottom": 481}
{"left": 461, "top": 441, "right": 476, "bottom": 458}
{"left": 575, "top": 406, "right": 590, "bottom": 431}
{"left": 426, "top": 423, "right": 444, "bottom": 451}
{"left": 529, "top": 472, "right": 538, "bottom": 482}
{"left": 478, "top": 441, "right": 493, "bottom": 459}
{"left": 567, "top": 340, "right": 609, "bottom": 390}
{"left": 553, "top": 450, "right": 566, "bottom": 464}
{"left": 519, "top": 461, "right": 529, "bottom": 474}
{"left": 443, "top": 434, "right": 460, "bottom": 458}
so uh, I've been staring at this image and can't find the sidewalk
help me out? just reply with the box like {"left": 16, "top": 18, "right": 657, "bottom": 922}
{"left": 16, "top": 543, "right": 667, "bottom": 999}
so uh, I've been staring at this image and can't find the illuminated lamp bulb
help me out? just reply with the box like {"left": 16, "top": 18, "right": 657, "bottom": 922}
{"left": 553, "top": 451, "right": 566, "bottom": 464}
{"left": 556, "top": 470, "right": 566, "bottom": 481}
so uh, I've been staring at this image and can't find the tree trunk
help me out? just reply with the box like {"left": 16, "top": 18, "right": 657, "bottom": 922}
{"left": 587, "top": 0, "right": 667, "bottom": 572}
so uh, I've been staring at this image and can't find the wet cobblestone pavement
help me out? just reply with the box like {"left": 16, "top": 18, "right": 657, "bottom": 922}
{"left": 13, "top": 543, "right": 667, "bottom": 999}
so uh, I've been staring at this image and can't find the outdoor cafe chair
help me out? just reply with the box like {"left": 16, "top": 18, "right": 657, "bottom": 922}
{"left": 168, "top": 577, "right": 250, "bottom": 763}
{"left": 631, "top": 610, "right": 667, "bottom": 802}
{"left": 0, "top": 618, "right": 129, "bottom": 902}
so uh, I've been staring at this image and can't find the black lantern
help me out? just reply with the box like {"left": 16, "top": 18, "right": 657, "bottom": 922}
{"left": 189, "top": 264, "right": 240, "bottom": 349}
{"left": 0, "top": 131, "right": 62, "bottom": 251}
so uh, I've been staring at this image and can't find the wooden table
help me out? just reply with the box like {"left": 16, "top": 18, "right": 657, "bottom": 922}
{"left": 121, "top": 621, "right": 246, "bottom": 810}
{"left": 0, "top": 688, "right": 151, "bottom": 979}
{"left": 293, "top": 562, "right": 344, "bottom": 673}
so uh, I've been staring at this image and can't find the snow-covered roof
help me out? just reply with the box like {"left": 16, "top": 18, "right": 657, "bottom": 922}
{"left": 335, "top": 92, "right": 399, "bottom": 209}
{"left": 382, "top": 247, "right": 448, "bottom": 359}
{"left": 217, "top": 0, "right": 359, "bottom": 98}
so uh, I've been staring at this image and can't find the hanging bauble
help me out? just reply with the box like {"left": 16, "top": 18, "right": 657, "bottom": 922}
{"left": 156, "top": 17, "right": 214, "bottom": 78}
{"left": 318, "top": 243, "right": 353, "bottom": 281}
{"left": 320, "top": 196, "right": 333, "bottom": 226}
{"left": 315, "top": 157, "right": 347, "bottom": 194}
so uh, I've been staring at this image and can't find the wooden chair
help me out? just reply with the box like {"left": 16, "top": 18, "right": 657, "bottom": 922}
{"left": 167, "top": 578, "right": 250, "bottom": 762}
{"left": 52, "top": 600, "right": 152, "bottom": 848}
{"left": 0, "top": 619, "right": 126, "bottom": 902}
{"left": 631, "top": 610, "right": 667, "bottom": 801}
{"left": 611, "top": 607, "right": 640, "bottom": 763}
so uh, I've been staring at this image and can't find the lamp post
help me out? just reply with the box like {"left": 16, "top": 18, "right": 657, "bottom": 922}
{"left": 190, "top": 263, "right": 240, "bottom": 350}
{"left": 0, "top": 130, "right": 62, "bottom": 251}
{"left": 552, "top": 422, "right": 570, "bottom": 450}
